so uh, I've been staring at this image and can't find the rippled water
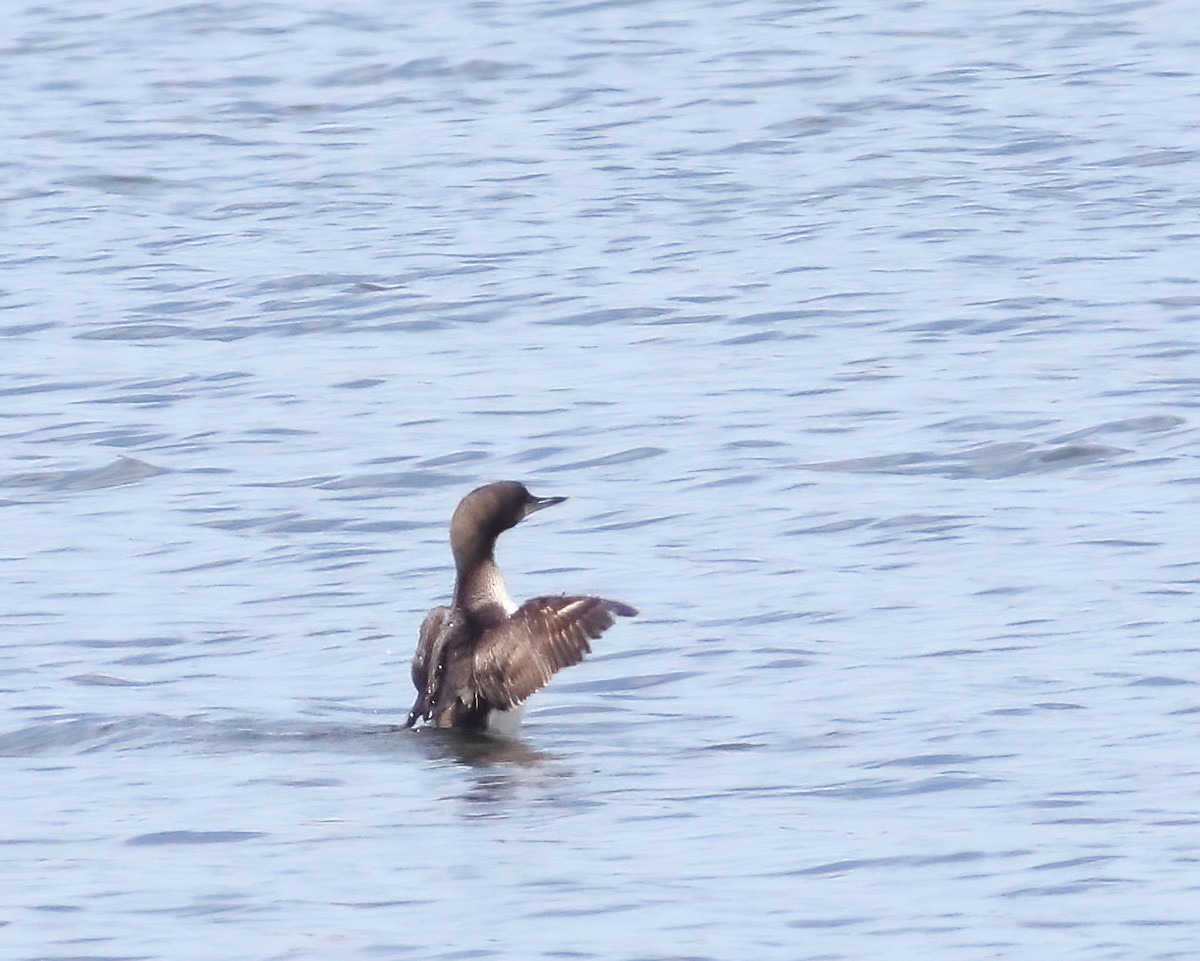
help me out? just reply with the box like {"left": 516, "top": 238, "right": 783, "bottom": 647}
{"left": 5, "top": 2, "right": 1200, "bottom": 959}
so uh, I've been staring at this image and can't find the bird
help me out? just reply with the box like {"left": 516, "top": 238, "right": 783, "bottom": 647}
{"left": 404, "top": 481, "right": 637, "bottom": 734}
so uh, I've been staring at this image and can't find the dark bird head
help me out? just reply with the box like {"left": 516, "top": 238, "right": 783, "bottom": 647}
{"left": 449, "top": 481, "right": 566, "bottom": 570}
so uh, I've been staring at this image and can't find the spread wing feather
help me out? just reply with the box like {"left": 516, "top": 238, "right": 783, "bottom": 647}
{"left": 405, "top": 606, "right": 451, "bottom": 728}
{"left": 472, "top": 595, "right": 637, "bottom": 711}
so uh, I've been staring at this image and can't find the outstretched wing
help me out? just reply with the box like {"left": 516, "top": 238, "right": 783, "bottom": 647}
{"left": 405, "top": 606, "right": 451, "bottom": 728}
{"left": 472, "top": 595, "right": 637, "bottom": 712}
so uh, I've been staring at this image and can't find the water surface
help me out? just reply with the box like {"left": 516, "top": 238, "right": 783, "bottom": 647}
{"left": 4, "top": 2, "right": 1200, "bottom": 959}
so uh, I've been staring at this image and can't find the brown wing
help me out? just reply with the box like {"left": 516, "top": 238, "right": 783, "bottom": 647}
{"left": 472, "top": 595, "right": 637, "bottom": 712}
{"left": 405, "top": 606, "right": 451, "bottom": 728}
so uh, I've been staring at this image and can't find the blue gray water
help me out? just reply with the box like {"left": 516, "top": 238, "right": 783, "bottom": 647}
{"left": 4, "top": 1, "right": 1200, "bottom": 958}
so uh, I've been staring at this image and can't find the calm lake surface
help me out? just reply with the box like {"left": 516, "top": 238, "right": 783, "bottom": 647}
{"left": 4, "top": 1, "right": 1200, "bottom": 959}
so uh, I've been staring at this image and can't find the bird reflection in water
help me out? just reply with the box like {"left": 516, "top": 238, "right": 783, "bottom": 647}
{"left": 399, "top": 723, "right": 557, "bottom": 770}
{"left": 401, "top": 725, "right": 570, "bottom": 807}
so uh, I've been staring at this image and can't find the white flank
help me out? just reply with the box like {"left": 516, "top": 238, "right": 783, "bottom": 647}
{"left": 485, "top": 704, "right": 527, "bottom": 737}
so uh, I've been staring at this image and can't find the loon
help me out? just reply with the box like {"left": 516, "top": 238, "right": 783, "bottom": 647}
{"left": 404, "top": 481, "right": 637, "bottom": 734}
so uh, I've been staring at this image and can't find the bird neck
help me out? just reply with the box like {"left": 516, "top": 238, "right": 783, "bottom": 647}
{"left": 454, "top": 554, "right": 517, "bottom": 616}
